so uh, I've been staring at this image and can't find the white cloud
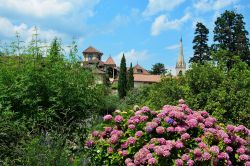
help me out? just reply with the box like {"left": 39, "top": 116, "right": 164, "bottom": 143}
{"left": 165, "top": 44, "right": 179, "bottom": 50}
{"left": 0, "top": 0, "right": 72, "bottom": 18}
{"left": 193, "top": 0, "right": 239, "bottom": 12}
{"left": 0, "top": 16, "right": 67, "bottom": 42}
{"left": 151, "top": 12, "right": 191, "bottom": 36}
{"left": 114, "top": 49, "right": 150, "bottom": 66}
{"left": 143, "top": 0, "right": 185, "bottom": 17}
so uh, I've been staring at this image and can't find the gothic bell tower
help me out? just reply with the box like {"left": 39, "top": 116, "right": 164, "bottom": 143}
{"left": 175, "top": 37, "right": 186, "bottom": 75}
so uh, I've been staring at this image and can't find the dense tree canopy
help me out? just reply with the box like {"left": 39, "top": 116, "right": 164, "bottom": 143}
{"left": 190, "top": 22, "right": 210, "bottom": 64}
{"left": 150, "top": 63, "right": 166, "bottom": 75}
{"left": 213, "top": 10, "right": 250, "bottom": 68}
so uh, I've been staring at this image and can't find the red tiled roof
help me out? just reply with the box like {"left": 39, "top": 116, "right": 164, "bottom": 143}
{"left": 133, "top": 64, "right": 150, "bottom": 75}
{"left": 83, "top": 46, "right": 103, "bottom": 55}
{"left": 133, "top": 74, "right": 161, "bottom": 83}
{"left": 105, "top": 56, "right": 116, "bottom": 65}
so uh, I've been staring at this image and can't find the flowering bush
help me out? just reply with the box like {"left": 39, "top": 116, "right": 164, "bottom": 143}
{"left": 85, "top": 100, "right": 250, "bottom": 166}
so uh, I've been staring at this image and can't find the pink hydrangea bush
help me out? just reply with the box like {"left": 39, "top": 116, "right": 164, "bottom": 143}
{"left": 85, "top": 99, "right": 250, "bottom": 166}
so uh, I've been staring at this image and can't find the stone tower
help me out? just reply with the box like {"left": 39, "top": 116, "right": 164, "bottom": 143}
{"left": 175, "top": 37, "right": 186, "bottom": 75}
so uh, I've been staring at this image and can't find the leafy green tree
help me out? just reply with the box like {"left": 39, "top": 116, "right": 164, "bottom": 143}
{"left": 127, "top": 63, "right": 134, "bottom": 91}
{"left": 47, "top": 38, "right": 63, "bottom": 62}
{"left": 190, "top": 22, "right": 210, "bottom": 64}
{"left": 118, "top": 54, "right": 127, "bottom": 98}
{"left": 213, "top": 10, "right": 250, "bottom": 68}
{"left": 150, "top": 63, "right": 166, "bottom": 75}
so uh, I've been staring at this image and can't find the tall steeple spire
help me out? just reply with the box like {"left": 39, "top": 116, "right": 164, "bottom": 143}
{"left": 175, "top": 37, "right": 186, "bottom": 75}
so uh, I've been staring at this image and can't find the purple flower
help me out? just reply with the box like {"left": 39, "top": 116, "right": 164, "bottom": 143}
{"left": 202, "top": 152, "right": 211, "bottom": 160}
{"left": 167, "top": 118, "right": 174, "bottom": 124}
{"left": 148, "top": 157, "right": 157, "bottom": 165}
{"left": 210, "top": 146, "right": 220, "bottom": 154}
{"left": 135, "top": 131, "right": 143, "bottom": 138}
{"left": 114, "top": 115, "right": 124, "bottom": 123}
{"left": 181, "top": 133, "right": 190, "bottom": 140}
{"left": 194, "top": 137, "right": 202, "bottom": 142}
{"left": 224, "top": 138, "right": 231, "bottom": 144}
{"left": 140, "top": 115, "right": 149, "bottom": 122}
{"left": 175, "top": 159, "right": 183, "bottom": 166}
{"left": 103, "top": 114, "right": 113, "bottom": 121}
{"left": 246, "top": 161, "right": 250, "bottom": 166}
{"left": 156, "top": 126, "right": 165, "bottom": 134}
{"left": 85, "top": 140, "right": 94, "bottom": 148}
{"left": 218, "top": 152, "right": 229, "bottom": 160}
{"left": 145, "top": 126, "right": 154, "bottom": 133}
{"left": 226, "top": 146, "right": 233, "bottom": 153}
{"left": 146, "top": 153, "right": 153, "bottom": 160}
{"left": 105, "top": 127, "right": 112, "bottom": 133}
{"left": 226, "top": 124, "right": 235, "bottom": 132}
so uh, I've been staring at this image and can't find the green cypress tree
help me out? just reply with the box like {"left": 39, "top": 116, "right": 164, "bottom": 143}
{"left": 118, "top": 54, "right": 127, "bottom": 98}
{"left": 190, "top": 22, "right": 210, "bottom": 64}
{"left": 213, "top": 10, "right": 250, "bottom": 67}
{"left": 127, "top": 63, "right": 134, "bottom": 91}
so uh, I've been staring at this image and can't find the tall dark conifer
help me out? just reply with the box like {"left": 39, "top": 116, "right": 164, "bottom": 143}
{"left": 213, "top": 10, "right": 250, "bottom": 67}
{"left": 118, "top": 54, "right": 127, "bottom": 98}
{"left": 190, "top": 22, "right": 210, "bottom": 64}
{"left": 127, "top": 63, "right": 134, "bottom": 91}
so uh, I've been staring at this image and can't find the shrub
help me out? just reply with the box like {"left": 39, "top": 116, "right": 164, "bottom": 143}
{"left": 85, "top": 100, "right": 250, "bottom": 166}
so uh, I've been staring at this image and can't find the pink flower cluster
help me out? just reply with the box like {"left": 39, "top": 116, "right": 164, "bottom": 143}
{"left": 86, "top": 100, "right": 250, "bottom": 166}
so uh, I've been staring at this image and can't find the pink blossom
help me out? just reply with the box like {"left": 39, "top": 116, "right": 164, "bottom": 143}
{"left": 109, "top": 135, "right": 119, "bottom": 144}
{"left": 179, "top": 99, "right": 185, "bottom": 104}
{"left": 148, "top": 157, "right": 157, "bottom": 165}
{"left": 218, "top": 152, "right": 229, "bottom": 160}
{"left": 107, "top": 147, "right": 113, "bottom": 153}
{"left": 92, "top": 130, "right": 99, "bottom": 137}
{"left": 103, "top": 114, "right": 113, "bottom": 121}
{"left": 226, "top": 124, "right": 235, "bottom": 132}
{"left": 175, "top": 140, "right": 184, "bottom": 149}
{"left": 186, "top": 119, "right": 198, "bottom": 128}
{"left": 236, "top": 147, "right": 246, "bottom": 154}
{"left": 226, "top": 146, "right": 233, "bottom": 153}
{"left": 114, "top": 115, "right": 124, "bottom": 123}
{"left": 202, "top": 152, "right": 211, "bottom": 160}
{"left": 127, "top": 137, "right": 136, "bottom": 145}
{"left": 121, "top": 150, "right": 128, "bottom": 156}
{"left": 175, "top": 159, "right": 183, "bottom": 166}
{"left": 156, "top": 126, "right": 165, "bottom": 134}
{"left": 167, "top": 127, "right": 175, "bottom": 132}
{"left": 239, "top": 154, "right": 249, "bottom": 161}
{"left": 181, "top": 154, "right": 190, "bottom": 161}
{"left": 125, "top": 158, "right": 132, "bottom": 165}
{"left": 128, "top": 124, "right": 136, "bottom": 130}
{"left": 140, "top": 115, "right": 149, "bottom": 122}
{"left": 187, "top": 159, "right": 194, "bottom": 166}
{"left": 181, "top": 133, "right": 190, "bottom": 140}
{"left": 198, "top": 142, "right": 207, "bottom": 148}
{"left": 135, "top": 131, "right": 143, "bottom": 138}
{"left": 85, "top": 140, "right": 94, "bottom": 148}
{"left": 194, "top": 148, "right": 202, "bottom": 157}
{"left": 210, "top": 146, "right": 220, "bottom": 154}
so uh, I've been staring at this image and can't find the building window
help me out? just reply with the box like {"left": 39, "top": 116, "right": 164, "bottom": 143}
{"left": 137, "top": 69, "right": 143, "bottom": 73}
{"left": 88, "top": 54, "right": 93, "bottom": 61}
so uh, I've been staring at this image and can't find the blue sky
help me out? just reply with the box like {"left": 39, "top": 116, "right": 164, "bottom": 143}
{"left": 0, "top": 0, "right": 250, "bottom": 73}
